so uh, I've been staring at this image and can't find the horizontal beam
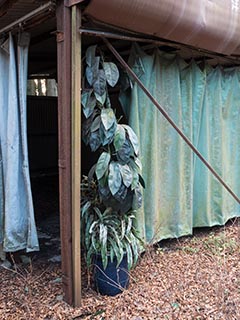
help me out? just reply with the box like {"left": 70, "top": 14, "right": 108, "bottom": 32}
{"left": 79, "top": 27, "right": 240, "bottom": 65}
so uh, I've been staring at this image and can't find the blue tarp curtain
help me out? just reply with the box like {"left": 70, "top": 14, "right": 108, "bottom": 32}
{"left": 121, "top": 44, "right": 240, "bottom": 243}
{"left": 0, "top": 33, "right": 39, "bottom": 254}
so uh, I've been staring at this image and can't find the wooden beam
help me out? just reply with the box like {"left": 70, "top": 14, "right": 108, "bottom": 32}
{"left": 56, "top": 0, "right": 73, "bottom": 305}
{"left": 71, "top": 4, "right": 82, "bottom": 307}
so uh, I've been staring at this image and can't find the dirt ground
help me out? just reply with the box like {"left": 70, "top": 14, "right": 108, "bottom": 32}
{"left": 0, "top": 218, "right": 239, "bottom": 320}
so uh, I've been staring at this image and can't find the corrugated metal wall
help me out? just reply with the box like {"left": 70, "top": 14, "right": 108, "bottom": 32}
{"left": 27, "top": 96, "right": 58, "bottom": 174}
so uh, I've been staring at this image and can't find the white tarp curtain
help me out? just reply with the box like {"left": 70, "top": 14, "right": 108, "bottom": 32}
{"left": 121, "top": 44, "right": 240, "bottom": 243}
{"left": 0, "top": 33, "right": 39, "bottom": 253}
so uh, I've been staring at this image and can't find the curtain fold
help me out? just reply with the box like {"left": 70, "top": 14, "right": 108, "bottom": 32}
{"left": 121, "top": 45, "right": 240, "bottom": 243}
{"left": 0, "top": 33, "right": 39, "bottom": 253}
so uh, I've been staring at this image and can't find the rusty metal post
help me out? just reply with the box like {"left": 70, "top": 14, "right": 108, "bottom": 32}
{"left": 71, "top": 4, "right": 82, "bottom": 307}
{"left": 56, "top": 0, "right": 73, "bottom": 305}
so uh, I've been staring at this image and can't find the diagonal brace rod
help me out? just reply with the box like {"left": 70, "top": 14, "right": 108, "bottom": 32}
{"left": 102, "top": 37, "right": 240, "bottom": 205}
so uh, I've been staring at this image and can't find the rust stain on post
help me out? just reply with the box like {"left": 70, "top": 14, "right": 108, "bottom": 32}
{"left": 71, "top": 4, "right": 82, "bottom": 307}
{"left": 56, "top": 0, "right": 73, "bottom": 305}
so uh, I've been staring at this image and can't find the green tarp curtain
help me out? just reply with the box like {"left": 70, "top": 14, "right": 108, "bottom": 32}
{"left": 121, "top": 44, "right": 240, "bottom": 243}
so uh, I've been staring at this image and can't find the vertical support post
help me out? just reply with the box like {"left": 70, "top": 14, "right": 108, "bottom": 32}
{"left": 71, "top": 4, "right": 82, "bottom": 307}
{"left": 56, "top": 0, "right": 73, "bottom": 305}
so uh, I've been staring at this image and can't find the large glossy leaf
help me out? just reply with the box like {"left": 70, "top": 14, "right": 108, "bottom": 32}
{"left": 116, "top": 139, "right": 133, "bottom": 164}
{"left": 103, "top": 62, "right": 119, "bottom": 87}
{"left": 132, "top": 185, "right": 142, "bottom": 210}
{"left": 113, "top": 125, "right": 126, "bottom": 151}
{"left": 108, "top": 161, "right": 122, "bottom": 196}
{"left": 135, "top": 157, "right": 142, "bottom": 171}
{"left": 81, "top": 90, "right": 91, "bottom": 108}
{"left": 89, "top": 130, "right": 101, "bottom": 152}
{"left": 95, "top": 152, "right": 110, "bottom": 180}
{"left": 122, "top": 125, "right": 139, "bottom": 156}
{"left": 101, "top": 108, "right": 116, "bottom": 131}
{"left": 131, "top": 170, "right": 139, "bottom": 190}
{"left": 82, "top": 93, "right": 96, "bottom": 119}
{"left": 119, "top": 164, "right": 133, "bottom": 188}
{"left": 90, "top": 116, "right": 101, "bottom": 132}
{"left": 113, "top": 184, "right": 128, "bottom": 203}
{"left": 98, "top": 184, "right": 111, "bottom": 200}
{"left": 86, "top": 45, "right": 97, "bottom": 67}
{"left": 93, "top": 69, "right": 106, "bottom": 96}
{"left": 86, "top": 57, "right": 100, "bottom": 86}
{"left": 86, "top": 66, "right": 94, "bottom": 86}
{"left": 94, "top": 91, "right": 106, "bottom": 105}
{"left": 102, "top": 122, "right": 117, "bottom": 146}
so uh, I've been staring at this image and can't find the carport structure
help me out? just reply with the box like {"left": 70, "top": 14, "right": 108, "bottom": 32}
{"left": 0, "top": 0, "right": 240, "bottom": 307}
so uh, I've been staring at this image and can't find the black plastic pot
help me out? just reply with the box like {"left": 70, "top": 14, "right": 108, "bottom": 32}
{"left": 93, "top": 253, "right": 129, "bottom": 296}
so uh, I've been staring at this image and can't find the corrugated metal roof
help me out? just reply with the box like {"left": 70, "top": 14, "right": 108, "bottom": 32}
{"left": 0, "top": 0, "right": 41, "bottom": 28}
{"left": 84, "top": 0, "right": 240, "bottom": 56}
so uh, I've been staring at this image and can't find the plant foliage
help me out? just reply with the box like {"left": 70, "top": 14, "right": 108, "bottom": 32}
{"left": 81, "top": 45, "right": 145, "bottom": 270}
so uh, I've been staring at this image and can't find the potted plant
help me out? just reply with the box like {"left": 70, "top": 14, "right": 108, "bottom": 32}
{"left": 81, "top": 45, "right": 144, "bottom": 295}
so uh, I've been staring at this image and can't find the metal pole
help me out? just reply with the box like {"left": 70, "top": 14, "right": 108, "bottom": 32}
{"left": 56, "top": 0, "right": 73, "bottom": 305}
{"left": 0, "top": 1, "right": 55, "bottom": 35}
{"left": 102, "top": 37, "right": 240, "bottom": 205}
{"left": 79, "top": 27, "right": 240, "bottom": 65}
{"left": 71, "top": 4, "right": 82, "bottom": 307}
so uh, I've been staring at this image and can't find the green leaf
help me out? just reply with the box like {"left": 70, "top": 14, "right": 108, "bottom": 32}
{"left": 86, "top": 66, "right": 94, "bottom": 86}
{"left": 108, "top": 161, "right": 122, "bottom": 196}
{"left": 94, "top": 91, "right": 106, "bottom": 105}
{"left": 86, "top": 57, "right": 100, "bottom": 85}
{"left": 100, "top": 122, "right": 117, "bottom": 146}
{"left": 130, "top": 168, "right": 139, "bottom": 190}
{"left": 130, "top": 234, "right": 139, "bottom": 266}
{"left": 81, "top": 90, "right": 91, "bottom": 108}
{"left": 108, "top": 237, "right": 122, "bottom": 266}
{"left": 108, "top": 227, "right": 124, "bottom": 267}
{"left": 122, "top": 125, "right": 139, "bottom": 155}
{"left": 93, "top": 69, "right": 106, "bottom": 96}
{"left": 113, "top": 125, "right": 126, "bottom": 151}
{"left": 135, "top": 157, "right": 142, "bottom": 171}
{"left": 132, "top": 185, "right": 142, "bottom": 210}
{"left": 99, "top": 223, "right": 108, "bottom": 248}
{"left": 86, "top": 45, "right": 97, "bottom": 67}
{"left": 110, "top": 247, "right": 114, "bottom": 263}
{"left": 124, "top": 240, "right": 133, "bottom": 270}
{"left": 121, "top": 219, "right": 126, "bottom": 240}
{"left": 93, "top": 207, "right": 103, "bottom": 220}
{"left": 90, "top": 116, "right": 101, "bottom": 132}
{"left": 119, "top": 164, "right": 133, "bottom": 188}
{"left": 88, "top": 164, "right": 96, "bottom": 182}
{"left": 126, "top": 215, "right": 133, "bottom": 235}
{"left": 89, "top": 221, "right": 98, "bottom": 234}
{"left": 86, "top": 245, "right": 95, "bottom": 267}
{"left": 113, "top": 183, "right": 128, "bottom": 203}
{"left": 95, "top": 152, "right": 111, "bottom": 180}
{"left": 89, "top": 130, "right": 101, "bottom": 152}
{"left": 101, "top": 108, "right": 116, "bottom": 131}
{"left": 81, "top": 201, "right": 91, "bottom": 217}
{"left": 103, "top": 62, "right": 119, "bottom": 87}
{"left": 82, "top": 93, "right": 96, "bottom": 119}
{"left": 116, "top": 139, "right": 133, "bottom": 164}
